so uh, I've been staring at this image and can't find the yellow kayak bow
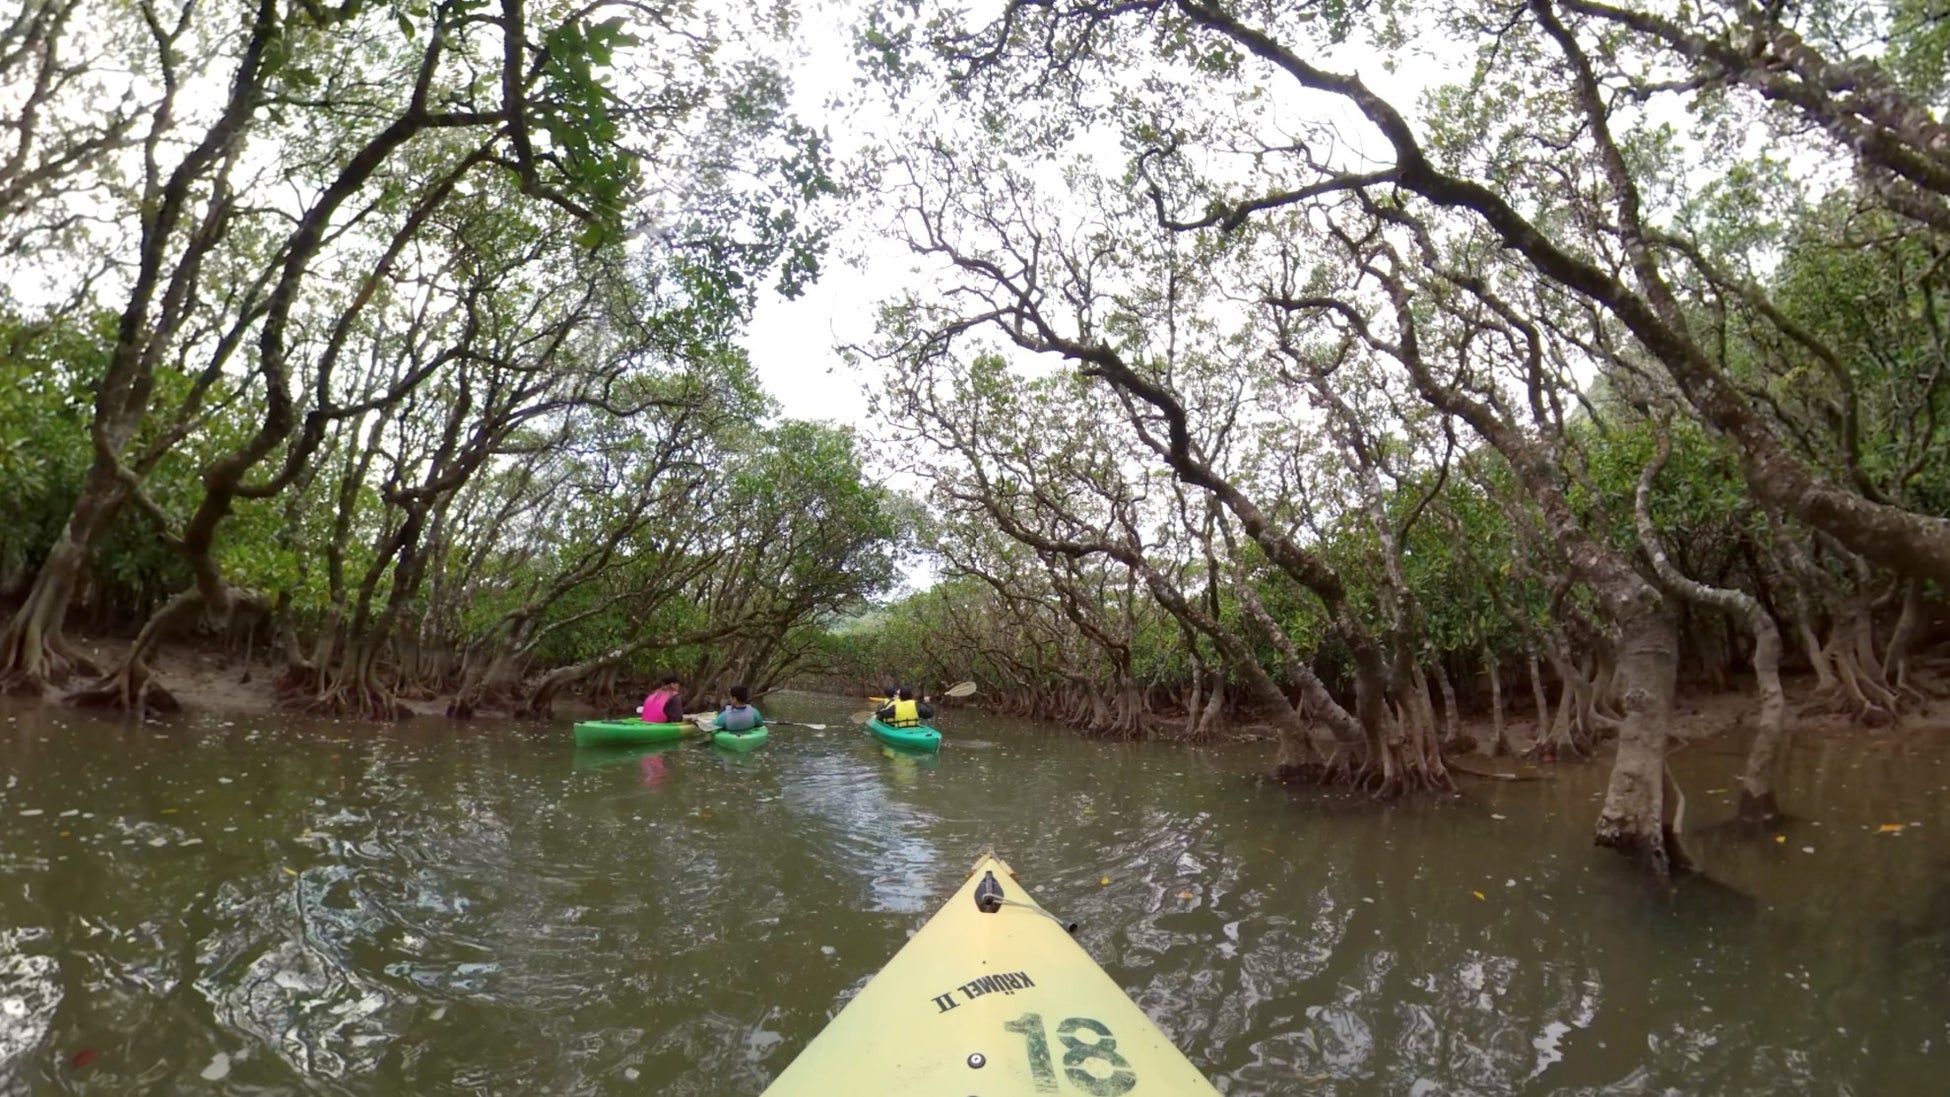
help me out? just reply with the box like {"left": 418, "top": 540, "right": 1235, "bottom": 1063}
{"left": 761, "top": 853, "right": 1221, "bottom": 1095}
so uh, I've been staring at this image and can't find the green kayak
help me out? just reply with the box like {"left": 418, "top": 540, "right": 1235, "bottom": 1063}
{"left": 572, "top": 718, "right": 690, "bottom": 747}
{"left": 712, "top": 725, "right": 768, "bottom": 751}
{"left": 866, "top": 717, "right": 941, "bottom": 752}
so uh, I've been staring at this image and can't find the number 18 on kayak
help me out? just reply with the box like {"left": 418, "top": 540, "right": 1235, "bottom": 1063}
{"left": 761, "top": 853, "right": 1220, "bottom": 1095}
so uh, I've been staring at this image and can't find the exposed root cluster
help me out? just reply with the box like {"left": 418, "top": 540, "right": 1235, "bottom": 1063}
{"left": 64, "top": 659, "right": 180, "bottom": 718}
{"left": 293, "top": 684, "right": 412, "bottom": 721}
{"left": 1271, "top": 744, "right": 1455, "bottom": 799}
{"left": 0, "top": 633, "right": 101, "bottom": 699}
{"left": 443, "top": 684, "right": 511, "bottom": 718}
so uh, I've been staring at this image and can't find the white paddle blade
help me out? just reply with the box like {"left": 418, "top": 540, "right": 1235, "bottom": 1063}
{"left": 943, "top": 681, "right": 977, "bottom": 698}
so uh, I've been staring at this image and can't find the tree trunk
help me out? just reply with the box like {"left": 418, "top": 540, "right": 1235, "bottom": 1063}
{"left": 1883, "top": 579, "right": 1924, "bottom": 698}
{"left": 1635, "top": 429, "right": 1788, "bottom": 827}
{"left": 1231, "top": 572, "right": 1377, "bottom": 767}
{"left": 1590, "top": 647, "right": 1620, "bottom": 724}
{"left": 1079, "top": 352, "right": 1401, "bottom": 760}
{"left": 448, "top": 643, "right": 524, "bottom": 718}
{"left": 1086, "top": 687, "right": 1110, "bottom": 735}
{"left": 1736, "top": 619, "right": 1788, "bottom": 826}
{"left": 1401, "top": 659, "right": 1449, "bottom": 781}
{"left": 1794, "top": 596, "right": 1836, "bottom": 688}
{"left": 1195, "top": 676, "right": 1226, "bottom": 740}
{"left": 515, "top": 620, "right": 752, "bottom": 717}
{"left": 1594, "top": 602, "right": 1690, "bottom": 876}
{"left": 1366, "top": 284, "right": 1679, "bottom": 868}
{"left": 1528, "top": 652, "right": 1549, "bottom": 741}
{"left": 303, "top": 635, "right": 411, "bottom": 721}
{"left": 65, "top": 587, "right": 201, "bottom": 716}
{"left": 1116, "top": 679, "right": 1145, "bottom": 740}
{"left": 1, "top": 0, "right": 281, "bottom": 693}
{"left": 239, "top": 617, "right": 256, "bottom": 684}
{"left": 1432, "top": 658, "right": 1464, "bottom": 751}
{"left": 0, "top": 473, "right": 121, "bottom": 692}
{"left": 1527, "top": 643, "right": 1591, "bottom": 762}
{"left": 1241, "top": 0, "right": 1950, "bottom": 587}
{"left": 1485, "top": 644, "right": 1509, "bottom": 757}
{"left": 1814, "top": 599, "right": 1900, "bottom": 725}
{"left": 1183, "top": 662, "right": 1203, "bottom": 740}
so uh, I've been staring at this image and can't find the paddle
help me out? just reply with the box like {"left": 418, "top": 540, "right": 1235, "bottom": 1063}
{"left": 854, "top": 685, "right": 975, "bottom": 720}
{"left": 854, "top": 682, "right": 976, "bottom": 725}
{"left": 691, "top": 711, "right": 798, "bottom": 737}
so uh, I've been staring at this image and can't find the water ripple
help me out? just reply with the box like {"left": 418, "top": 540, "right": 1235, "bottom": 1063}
{"left": 3, "top": 696, "right": 1950, "bottom": 1093}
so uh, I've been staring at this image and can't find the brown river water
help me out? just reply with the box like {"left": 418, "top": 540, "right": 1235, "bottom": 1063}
{"left": 3, "top": 692, "right": 1949, "bottom": 1094}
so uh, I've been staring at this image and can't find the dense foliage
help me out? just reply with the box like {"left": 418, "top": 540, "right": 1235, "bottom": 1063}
{"left": 0, "top": 0, "right": 899, "bottom": 717}
{"left": 823, "top": 0, "right": 1950, "bottom": 875}
{"left": 6, "top": 0, "right": 1948, "bottom": 878}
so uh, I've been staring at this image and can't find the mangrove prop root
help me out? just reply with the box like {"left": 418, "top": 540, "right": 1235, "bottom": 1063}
{"left": 65, "top": 661, "right": 180, "bottom": 718}
{"left": 1736, "top": 789, "right": 1783, "bottom": 827}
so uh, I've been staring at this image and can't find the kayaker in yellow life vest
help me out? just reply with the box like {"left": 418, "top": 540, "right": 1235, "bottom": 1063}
{"left": 875, "top": 687, "right": 934, "bottom": 729}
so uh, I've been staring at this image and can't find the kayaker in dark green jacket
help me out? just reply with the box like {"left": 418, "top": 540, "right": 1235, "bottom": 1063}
{"left": 716, "top": 684, "right": 764, "bottom": 732}
{"left": 876, "top": 688, "right": 934, "bottom": 729}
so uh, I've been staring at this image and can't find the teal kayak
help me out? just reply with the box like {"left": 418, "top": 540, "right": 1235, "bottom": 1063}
{"left": 866, "top": 717, "right": 941, "bottom": 752}
{"left": 712, "top": 724, "right": 768, "bottom": 751}
{"left": 572, "top": 718, "right": 689, "bottom": 747}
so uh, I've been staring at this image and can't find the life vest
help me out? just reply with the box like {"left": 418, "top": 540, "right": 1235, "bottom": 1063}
{"left": 720, "top": 703, "right": 760, "bottom": 732}
{"left": 641, "top": 688, "right": 677, "bottom": 722}
{"left": 889, "top": 699, "right": 921, "bottom": 728}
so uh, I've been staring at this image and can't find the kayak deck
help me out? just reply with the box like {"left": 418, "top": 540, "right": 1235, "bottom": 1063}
{"left": 572, "top": 719, "right": 689, "bottom": 747}
{"left": 866, "top": 717, "right": 942, "bottom": 752}
{"left": 712, "top": 725, "right": 768, "bottom": 751}
{"left": 760, "top": 853, "right": 1219, "bottom": 1095}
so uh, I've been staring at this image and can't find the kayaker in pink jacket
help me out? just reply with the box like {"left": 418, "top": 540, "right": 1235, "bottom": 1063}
{"left": 640, "top": 674, "right": 684, "bottom": 723}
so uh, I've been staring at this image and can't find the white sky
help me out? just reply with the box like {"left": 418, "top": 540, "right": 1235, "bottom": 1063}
{"left": 738, "top": 1, "right": 898, "bottom": 434}
{"left": 732, "top": 2, "right": 1453, "bottom": 594}
{"left": 729, "top": 2, "right": 1800, "bottom": 609}
{"left": 737, "top": 2, "right": 1465, "bottom": 437}
{"left": 740, "top": 245, "right": 902, "bottom": 430}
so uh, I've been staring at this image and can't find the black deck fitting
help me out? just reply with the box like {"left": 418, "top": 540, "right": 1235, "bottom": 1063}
{"left": 974, "top": 870, "right": 1004, "bottom": 913}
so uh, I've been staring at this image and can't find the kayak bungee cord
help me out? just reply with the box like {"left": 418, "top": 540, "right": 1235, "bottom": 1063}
{"left": 976, "top": 868, "right": 1079, "bottom": 934}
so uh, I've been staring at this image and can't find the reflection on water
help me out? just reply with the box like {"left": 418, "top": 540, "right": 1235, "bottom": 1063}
{"left": 0, "top": 930, "right": 58, "bottom": 1068}
{"left": 778, "top": 740, "right": 941, "bottom": 913}
{"left": 3, "top": 697, "right": 1950, "bottom": 1094}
